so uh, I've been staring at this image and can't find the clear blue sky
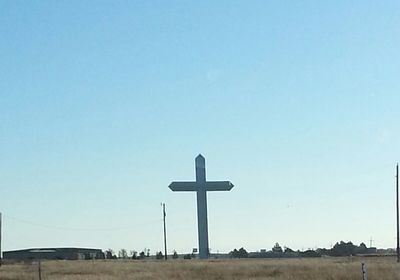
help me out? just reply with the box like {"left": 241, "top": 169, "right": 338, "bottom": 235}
{"left": 0, "top": 1, "right": 399, "bottom": 254}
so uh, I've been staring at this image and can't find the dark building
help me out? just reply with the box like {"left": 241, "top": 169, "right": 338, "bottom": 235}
{"left": 3, "top": 248, "right": 105, "bottom": 260}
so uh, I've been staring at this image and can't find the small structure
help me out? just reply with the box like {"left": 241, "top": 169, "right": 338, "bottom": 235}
{"left": 3, "top": 247, "right": 104, "bottom": 260}
{"left": 366, "top": 247, "right": 377, "bottom": 254}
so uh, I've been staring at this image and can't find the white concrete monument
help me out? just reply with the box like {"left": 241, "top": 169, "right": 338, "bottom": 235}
{"left": 168, "top": 154, "right": 234, "bottom": 259}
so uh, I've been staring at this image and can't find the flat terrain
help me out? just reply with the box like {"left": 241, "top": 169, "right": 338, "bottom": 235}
{"left": 1, "top": 257, "right": 399, "bottom": 280}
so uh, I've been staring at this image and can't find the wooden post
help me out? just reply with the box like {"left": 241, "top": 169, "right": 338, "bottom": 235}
{"left": 361, "top": 263, "right": 368, "bottom": 280}
{"left": 38, "top": 260, "right": 42, "bottom": 280}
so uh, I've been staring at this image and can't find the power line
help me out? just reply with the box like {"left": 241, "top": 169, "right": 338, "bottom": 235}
{"left": 3, "top": 214, "right": 161, "bottom": 232}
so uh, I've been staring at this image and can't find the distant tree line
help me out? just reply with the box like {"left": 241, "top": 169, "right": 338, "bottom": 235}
{"left": 229, "top": 241, "right": 377, "bottom": 259}
{"left": 103, "top": 240, "right": 377, "bottom": 261}
{"left": 230, "top": 247, "right": 248, "bottom": 258}
{"left": 104, "top": 248, "right": 181, "bottom": 260}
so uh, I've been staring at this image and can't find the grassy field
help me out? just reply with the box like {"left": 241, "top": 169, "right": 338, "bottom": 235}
{"left": 1, "top": 257, "right": 399, "bottom": 280}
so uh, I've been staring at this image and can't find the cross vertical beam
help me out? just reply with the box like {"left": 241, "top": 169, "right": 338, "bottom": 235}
{"left": 195, "top": 155, "right": 209, "bottom": 259}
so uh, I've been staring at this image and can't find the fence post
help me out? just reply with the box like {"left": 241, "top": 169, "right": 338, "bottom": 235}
{"left": 38, "top": 260, "right": 42, "bottom": 280}
{"left": 361, "top": 263, "right": 368, "bottom": 280}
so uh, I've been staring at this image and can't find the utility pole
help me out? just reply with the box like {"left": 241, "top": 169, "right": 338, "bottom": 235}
{"left": 396, "top": 163, "right": 399, "bottom": 263}
{"left": 163, "top": 203, "right": 167, "bottom": 260}
{"left": 0, "top": 212, "right": 2, "bottom": 266}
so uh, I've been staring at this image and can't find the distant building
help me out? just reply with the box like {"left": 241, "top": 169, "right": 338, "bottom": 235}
{"left": 366, "top": 247, "right": 377, "bottom": 254}
{"left": 3, "top": 248, "right": 104, "bottom": 261}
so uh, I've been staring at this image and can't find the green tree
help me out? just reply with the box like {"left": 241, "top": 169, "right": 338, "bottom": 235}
{"left": 156, "top": 251, "right": 164, "bottom": 259}
{"left": 130, "top": 250, "right": 137, "bottom": 259}
{"left": 230, "top": 248, "right": 248, "bottom": 258}
{"left": 172, "top": 251, "right": 179, "bottom": 259}
{"left": 272, "top": 243, "right": 283, "bottom": 253}
{"left": 105, "top": 249, "right": 115, "bottom": 259}
{"left": 118, "top": 249, "right": 128, "bottom": 259}
{"left": 139, "top": 251, "right": 145, "bottom": 259}
{"left": 355, "top": 243, "right": 368, "bottom": 255}
{"left": 331, "top": 241, "right": 356, "bottom": 256}
{"left": 284, "top": 247, "right": 294, "bottom": 253}
{"left": 238, "top": 247, "right": 248, "bottom": 258}
{"left": 230, "top": 248, "right": 239, "bottom": 258}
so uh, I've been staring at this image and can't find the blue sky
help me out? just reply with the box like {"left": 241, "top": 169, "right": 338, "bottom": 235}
{"left": 0, "top": 1, "right": 399, "bottom": 254}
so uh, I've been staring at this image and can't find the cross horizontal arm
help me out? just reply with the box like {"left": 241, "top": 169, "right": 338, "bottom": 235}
{"left": 169, "top": 181, "right": 234, "bottom": 192}
{"left": 168, "top": 181, "right": 197, "bottom": 192}
{"left": 205, "top": 181, "right": 234, "bottom": 191}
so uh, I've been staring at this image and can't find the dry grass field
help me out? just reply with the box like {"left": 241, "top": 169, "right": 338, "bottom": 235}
{"left": 1, "top": 257, "right": 399, "bottom": 280}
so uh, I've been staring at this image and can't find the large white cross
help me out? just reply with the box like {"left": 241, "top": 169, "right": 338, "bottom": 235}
{"left": 168, "top": 154, "right": 234, "bottom": 259}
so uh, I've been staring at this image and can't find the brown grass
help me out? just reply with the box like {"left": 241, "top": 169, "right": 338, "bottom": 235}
{"left": 1, "top": 257, "right": 399, "bottom": 280}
